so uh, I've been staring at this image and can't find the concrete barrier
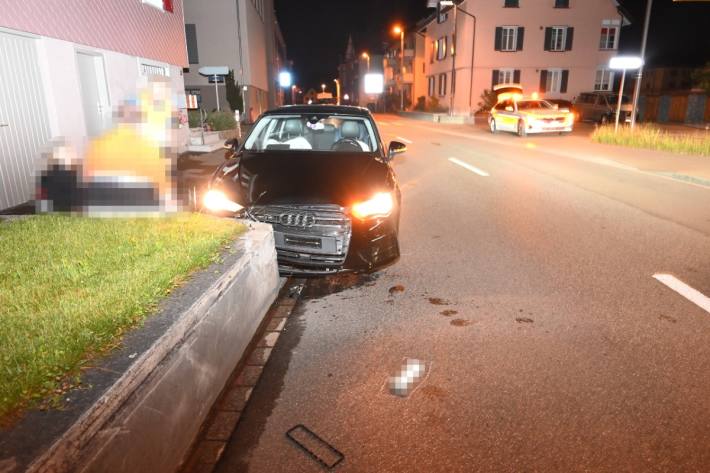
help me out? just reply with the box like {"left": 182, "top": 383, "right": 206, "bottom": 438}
{"left": 19, "top": 222, "right": 280, "bottom": 473}
{"left": 396, "top": 111, "right": 474, "bottom": 124}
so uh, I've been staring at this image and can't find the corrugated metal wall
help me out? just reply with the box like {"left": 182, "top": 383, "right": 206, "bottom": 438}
{"left": 0, "top": 31, "right": 51, "bottom": 210}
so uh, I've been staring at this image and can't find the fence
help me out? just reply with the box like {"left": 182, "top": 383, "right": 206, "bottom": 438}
{"left": 639, "top": 92, "right": 708, "bottom": 124}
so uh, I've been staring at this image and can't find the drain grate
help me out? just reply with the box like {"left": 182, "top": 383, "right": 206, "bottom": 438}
{"left": 286, "top": 424, "right": 344, "bottom": 470}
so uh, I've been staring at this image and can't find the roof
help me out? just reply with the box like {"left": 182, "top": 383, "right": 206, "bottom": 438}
{"left": 264, "top": 105, "right": 372, "bottom": 117}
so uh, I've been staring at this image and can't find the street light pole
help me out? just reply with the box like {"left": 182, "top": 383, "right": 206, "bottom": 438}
{"left": 362, "top": 52, "right": 370, "bottom": 72}
{"left": 214, "top": 75, "right": 220, "bottom": 111}
{"left": 450, "top": 4, "right": 458, "bottom": 116}
{"left": 614, "top": 68, "right": 627, "bottom": 133}
{"left": 400, "top": 29, "right": 405, "bottom": 111}
{"left": 334, "top": 79, "right": 341, "bottom": 105}
{"left": 630, "top": 0, "right": 653, "bottom": 129}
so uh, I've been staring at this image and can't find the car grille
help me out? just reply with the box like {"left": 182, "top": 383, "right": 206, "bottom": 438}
{"left": 249, "top": 204, "right": 352, "bottom": 271}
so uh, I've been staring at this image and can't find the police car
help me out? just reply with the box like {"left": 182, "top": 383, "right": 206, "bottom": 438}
{"left": 488, "top": 85, "right": 574, "bottom": 137}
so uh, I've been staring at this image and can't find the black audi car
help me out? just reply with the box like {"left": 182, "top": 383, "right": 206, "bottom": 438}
{"left": 204, "top": 105, "right": 406, "bottom": 275}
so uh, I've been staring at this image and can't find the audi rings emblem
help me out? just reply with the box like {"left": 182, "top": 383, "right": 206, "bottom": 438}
{"left": 279, "top": 213, "right": 316, "bottom": 228}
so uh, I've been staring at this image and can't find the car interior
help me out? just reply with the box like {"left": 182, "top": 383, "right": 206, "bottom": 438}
{"left": 246, "top": 116, "right": 377, "bottom": 153}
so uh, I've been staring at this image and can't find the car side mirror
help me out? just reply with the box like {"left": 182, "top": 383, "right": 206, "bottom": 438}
{"left": 505, "top": 106, "right": 514, "bottom": 112}
{"left": 387, "top": 141, "right": 407, "bottom": 161}
{"left": 223, "top": 138, "right": 239, "bottom": 151}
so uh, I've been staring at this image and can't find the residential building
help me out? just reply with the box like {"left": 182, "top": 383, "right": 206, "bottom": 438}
{"left": 383, "top": 31, "right": 427, "bottom": 110}
{"left": 183, "top": 0, "right": 287, "bottom": 120}
{"left": 337, "top": 36, "right": 384, "bottom": 110}
{"left": 0, "top": 0, "right": 188, "bottom": 211}
{"left": 419, "top": 0, "right": 629, "bottom": 115}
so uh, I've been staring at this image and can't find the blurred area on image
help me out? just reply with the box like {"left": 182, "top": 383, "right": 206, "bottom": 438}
{"left": 36, "top": 77, "right": 182, "bottom": 217}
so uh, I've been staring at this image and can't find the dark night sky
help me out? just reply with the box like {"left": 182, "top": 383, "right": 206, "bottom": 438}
{"left": 274, "top": 0, "right": 710, "bottom": 92}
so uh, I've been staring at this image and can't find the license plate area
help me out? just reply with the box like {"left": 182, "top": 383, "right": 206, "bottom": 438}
{"left": 275, "top": 232, "right": 340, "bottom": 254}
{"left": 284, "top": 234, "right": 322, "bottom": 249}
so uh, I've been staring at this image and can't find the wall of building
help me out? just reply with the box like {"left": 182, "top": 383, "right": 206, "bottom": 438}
{"left": 422, "top": 0, "right": 624, "bottom": 114}
{"left": 0, "top": 0, "right": 187, "bottom": 67}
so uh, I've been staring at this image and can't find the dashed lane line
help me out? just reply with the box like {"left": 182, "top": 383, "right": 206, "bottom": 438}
{"left": 448, "top": 157, "right": 490, "bottom": 177}
{"left": 653, "top": 273, "right": 710, "bottom": 315}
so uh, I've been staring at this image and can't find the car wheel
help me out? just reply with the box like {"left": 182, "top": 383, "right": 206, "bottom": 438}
{"left": 489, "top": 119, "right": 497, "bottom": 134}
{"left": 517, "top": 120, "right": 526, "bottom": 137}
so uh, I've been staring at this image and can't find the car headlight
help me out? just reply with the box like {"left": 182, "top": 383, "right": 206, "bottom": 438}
{"left": 203, "top": 190, "right": 243, "bottom": 213}
{"left": 351, "top": 192, "right": 394, "bottom": 219}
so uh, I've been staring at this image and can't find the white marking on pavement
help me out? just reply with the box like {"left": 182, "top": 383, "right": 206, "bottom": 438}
{"left": 378, "top": 121, "right": 390, "bottom": 126}
{"left": 396, "top": 136, "right": 413, "bottom": 144}
{"left": 448, "top": 157, "right": 490, "bottom": 177}
{"left": 653, "top": 274, "right": 710, "bottom": 315}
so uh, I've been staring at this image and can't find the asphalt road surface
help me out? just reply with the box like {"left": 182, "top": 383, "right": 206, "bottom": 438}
{"left": 215, "top": 114, "right": 710, "bottom": 473}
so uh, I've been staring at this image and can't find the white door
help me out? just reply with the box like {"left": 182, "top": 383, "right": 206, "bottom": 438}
{"left": 0, "top": 31, "right": 52, "bottom": 210}
{"left": 76, "top": 52, "right": 111, "bottom": 137}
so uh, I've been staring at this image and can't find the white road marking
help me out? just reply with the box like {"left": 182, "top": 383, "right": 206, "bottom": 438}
{"left": 448, "top": 157, "right": 490, "bottom": 177}
{"left": 378, "top": 121, "right": 390, "bottom": 126}
{"left": 396, "top": 136, "right": 413, "bottom": 144}
{"left": 653, "top": 274, "right": 710, "bottom": 315}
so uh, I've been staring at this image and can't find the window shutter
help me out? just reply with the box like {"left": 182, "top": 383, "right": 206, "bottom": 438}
{"left": 185, "top": 24, "right": 199, "bottom": 64}
{"left": 494, "top": 27, "right": 503, "bottom": 51}
{"left": 163, "top": 0, "right": 173, "bottom": 12}
{"left": 544, "top": 27, "right": 552, "bottom": 51}
{"left": 539, "top": 70, "right": 548, "bottom": 92}
{"left": 516, "top": 27, "right": 525, "bottom": 51}
{"left": 560, "top": 70, "right": 569, "bottom": 93}
{"left": 565, "top": 27, "right": 574, "bottom": 51}
{"left": 492, "top": 70, "right": 500, "bottom": 87}
{"left": 513, "top": 69, "right": 521, "bottom": 83}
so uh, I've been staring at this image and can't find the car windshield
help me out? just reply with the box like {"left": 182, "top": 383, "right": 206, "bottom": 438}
{"left": 244, "top": 114, "right": 378, "bottom": 153}
{"left": 517, "top": 100, "right": 555, "bottom": 110}
{"left": 608, "top": 95, "right": 631, "bottom": 104}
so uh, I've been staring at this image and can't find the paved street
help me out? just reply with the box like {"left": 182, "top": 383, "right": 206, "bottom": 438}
{"left": 215, "top": 115, "right": 710, "bottom": 472}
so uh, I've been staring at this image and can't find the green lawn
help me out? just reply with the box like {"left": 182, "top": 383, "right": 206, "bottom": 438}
{"left": 0, "top": 214, "right": 244, "bottom": 420}
{"left": 592, "top": 124, "right": 710, "bottom": 157}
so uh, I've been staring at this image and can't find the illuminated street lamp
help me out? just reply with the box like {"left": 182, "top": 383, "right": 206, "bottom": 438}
{"left": 334, "top": 79, "right": 341, "bottom": 105}
{"left": 609, "top": 56, "right": 643, "bottom": 133}
{"left": 321, "top": 83, "right": 326, "bottom": 93}
{"left": 291, "top": 85, "right": 297, "bottom": 105}
{"left": 361, "top": 52, "right": 371, "bottom": 71}
{"left": 392, "top": 24, "right": 405, "bottom": 111}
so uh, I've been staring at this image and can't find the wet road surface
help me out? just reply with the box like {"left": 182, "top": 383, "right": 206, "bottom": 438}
{"left": 214, "top": 114, "right": 710, "bottom": 472}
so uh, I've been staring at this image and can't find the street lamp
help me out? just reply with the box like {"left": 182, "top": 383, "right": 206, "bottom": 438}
{"left": 291, "top": 85, "right": 297, "bottom": 105}
{"left": 392, "top": 24, "right": 405, "bottom": 111}
{"left": 333, "top": 79, "right": 341, "bottom": 105}
{"left": 361, "top": 52, "right": 371, "bottom": 72}
{"left": 609, "top": 56, "right": 643, "bottom": 133}
{"left": 630, "top": 0, "right": 653, "bottom": 129}
{"left": 321, "top": 83, "right": 326, "bottom": 93}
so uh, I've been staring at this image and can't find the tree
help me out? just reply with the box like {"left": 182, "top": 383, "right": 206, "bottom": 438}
{"left": 477, "top": 88, "right": 497, "bottom": 113}
{"left": 225, "top": 70, "right": 244, "bottom": 113}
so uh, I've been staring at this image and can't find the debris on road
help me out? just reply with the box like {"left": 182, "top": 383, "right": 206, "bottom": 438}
{"left": 286, "top": 424, "right": 344, "bottom": 470}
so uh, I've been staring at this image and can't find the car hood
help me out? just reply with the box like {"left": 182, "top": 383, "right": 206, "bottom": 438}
{"left": 237, "top": 151, "right": 390, "bottom": 207}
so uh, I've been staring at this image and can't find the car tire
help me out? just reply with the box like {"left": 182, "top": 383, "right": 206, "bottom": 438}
{"left": 489, "top": 119, "right": 497, "bottom": 134}
{"left": 517, "top": 120, "right": 526, "bottom": 138}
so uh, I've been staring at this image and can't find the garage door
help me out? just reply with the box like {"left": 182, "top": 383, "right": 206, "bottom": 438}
{"left": 0, "top": 31, "right": 51, "bottom": 210}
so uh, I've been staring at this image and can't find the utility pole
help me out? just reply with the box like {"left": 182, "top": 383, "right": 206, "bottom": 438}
{"left": 630, "top": 0, "right": 653, "bottom": 129}
{"left": 450, "top": 4, "right": 457, "bottom": 115}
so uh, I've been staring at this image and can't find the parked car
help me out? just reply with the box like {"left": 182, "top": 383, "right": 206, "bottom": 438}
{"left": 488, "top": 85, "right": 574, "bottom": 137}
{"left": 204, "top": 105, "right": 405, "bottom": 275}
{"left": 574, "top": 91, "right": 633, "bottom": 124}
{"left": 545, "top": 99, "right": 579, "bottom": 122}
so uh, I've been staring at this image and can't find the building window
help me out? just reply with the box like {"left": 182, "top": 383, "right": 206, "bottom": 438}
{"left": 492, "top": 69, "right": 521, "bottom": 87}
{"left": 438, "top": 73, "right": 447, "bottom": 96}
{"left": 540, "top": 69, "right": 569, "bottom": 93}
{"left": 544, "top": 26, "right": 573, "bottom": 51}
{"left": 143, "top": 0, "right": 173, "bottom": 12}
{"left": 186, "top": 88, "right": 202, "bottom": 107}
{"left": 554, "top": 0, "right": 569, "bottom": 7}
{"left": 500, "top": 27, "right": 516, "bottom": 52}
{"left": 436, "top": 36, "right": 448, "bottom": 60}
{"left": 428, "top": 76, "right": 436, "bottom": 96}
{"left": 600, "top": 22, "right": 619, "bottom": 50}
{"left": 141, "top": 62, "right": 167, "bottom": 77}
{"left": 594, "top": 68, "right": 614, "bottom": 91}
{"left": 504, "top": 0, "right": 519, "bottom": 7}
{"left": 185, "top": 24, "right": 199, "bottom": 64}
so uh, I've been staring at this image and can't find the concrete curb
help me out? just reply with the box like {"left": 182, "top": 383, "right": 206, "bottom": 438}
{"left": 397, "top": 111, "right": 474, "bottom": 124}
{"left": 25, "top": 222, "right": 280, "bottom": 473}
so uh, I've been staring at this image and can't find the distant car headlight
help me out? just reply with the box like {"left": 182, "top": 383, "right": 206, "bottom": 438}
{"left": 351, "top": 192, "right": 394, "bottom": 219}
{"left": 204, "top": 190, "right": 243, "bottom": 213}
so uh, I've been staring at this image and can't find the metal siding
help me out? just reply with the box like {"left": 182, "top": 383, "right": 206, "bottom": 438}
{"left": 0, "top": 0, "right": 187, "bottom": 67}
{"left": 0, "top": 32, "right": 51, "bottom": 210}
